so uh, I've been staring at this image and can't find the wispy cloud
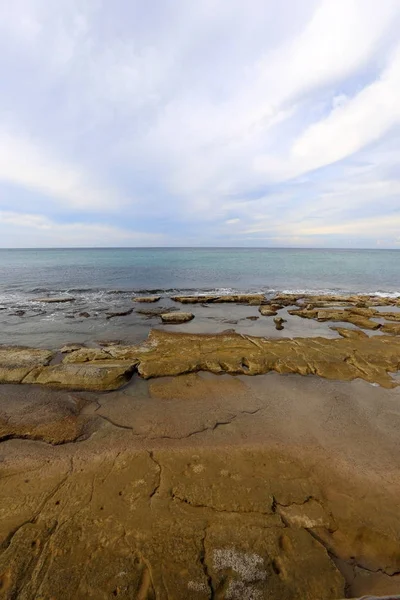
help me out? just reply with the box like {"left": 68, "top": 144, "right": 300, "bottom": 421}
{"left": 0, "top": 0, "right": 399, "bottom": 247}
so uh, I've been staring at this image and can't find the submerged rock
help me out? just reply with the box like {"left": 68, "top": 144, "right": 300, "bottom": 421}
{"left": 161, "top": 312, "right": 194, "bottom": 324}
{"left": 60, "top": 343, "right": 85, "bottom": 353}
{"left": 133, "top": 296, "right": 161, "bottom": 303}
{"left": 289, "top": 307, "right": 381, "bottom": 330}
{"left": 172, "top": 294, "right": 265, "bottom": 305}
{"left": 136, "top": 306, "right": 175, "bottom": 317}
{"left": 34, "top": 297, "right": 75, "bottom": 303}
{"left": 106, "top": 308, "right": 133, "bottom": 319}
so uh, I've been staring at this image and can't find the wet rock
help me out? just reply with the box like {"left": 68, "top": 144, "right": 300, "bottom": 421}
{"left": 4, "top": 328, "right": 400, "bottom": 390}
{"left": 24, "top": 360, "right": 137, "bottom": 391}
{"left": 378, "top": 311, "right": 400, "bottom": 322}
{"left": 106, "top": 308, "right": 133, "bottom": 319}
{"left": 246, "top": 316, "right": 259, "bottom": 321}
{"left": 60, "top": 344, "right": 85, "bottom": 353}
{"left": 274, "top": 292, "right": 400, "bottom": 309}
{"left": 316, "top": 310, "right": 381, "bottom": 331}
{"left": 0, "top": 347, "right": 54, "bottom": 384}
{"left": 381, "top": 322, "right": 400, "bottom": 335}
{"left": 0, "top": 386, "right": 93, "bottom": 444}
{"left": 34, "top": 297, "right": 75, "bottom": 303}
{"left": 135, "top": 330, "right": 400, "bottom": 387}
{"left": 274, "top": 317, "right": 286, "bottom": 330}
{"left": 172, "top": 294, "right": 265, "bottom": 305}
{"left": 259, "top": 306, "right": 278, "bottom": 317}
{"left": 10, "top": 310, "right": 26, "bottom": 317}
{"left": 161, "top": 312, "right": 194, "bottom": 324}
{"left": 289, "top": 307, "right": 381, "bottom": 330}
{"left": 330, "top": 328, "right": 368, "bottom": 340}
{"left": 136, "top": 306, "right": 175, "bottom": 317}
{"left": 63, "top": 348, "right": 112, "bottom": 363}
{"left": 97, "top": 339, "right": 122, "bottom": 347}
{"left": 133, "top": 296, "right": 161, "bottom": 303}
{"left": 79, "top": 312, "right": 90, "bottom": 318}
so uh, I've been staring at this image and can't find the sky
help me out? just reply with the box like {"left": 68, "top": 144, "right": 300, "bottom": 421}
{"left": 0, "top": 0, "right": 400, "bottom": 248}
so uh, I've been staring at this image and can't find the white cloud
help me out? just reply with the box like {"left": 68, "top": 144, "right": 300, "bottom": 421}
{"left": 0, "top": 211, "right": 162, "bottom": 247}
{"left": 0, "top": 130, "right": 126, "bottom": 212}
{"left": 0, "top": 0, "right": 400, "bottom": 246}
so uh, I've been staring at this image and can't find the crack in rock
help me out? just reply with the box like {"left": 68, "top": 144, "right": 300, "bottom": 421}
{"left": 147, "top": 451, "right": 162, "bottom": 502}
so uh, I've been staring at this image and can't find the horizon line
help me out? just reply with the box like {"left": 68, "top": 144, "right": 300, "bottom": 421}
{"left": 0, "top": 246, "right": 399, "bottom": 251}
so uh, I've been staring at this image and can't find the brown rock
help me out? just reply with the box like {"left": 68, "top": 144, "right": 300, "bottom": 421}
{"left": 259, "top": 306, "right": 278, "bottom": 317}
{"left": 381, "top": 322, "right": 400, "bottom": 335}
{"left": 274, "top": 316, "right": 286, "bottom": 330}
{"left": 290, "top": 307, "right": 381, "bottom": 330}
{"left": 24, "top": 360, "right": 137, "bottom": 391}
{"left": 60, "top": 344, "right": 85, "bottom": 353}
{"left": 172, "top": 294, "right": 265, "bottom": 305}
{"left": 378, "top": 311, "right": 400, "bottom": 322}
{"left": 79, "top": 311, "right": 90, "bottom": 318}
{"left": 63, "top": 348, "right": 112, "bottom": 363}
{"left": 0, "top": 347, "right": 54, "bottom": 384}
{"left": 0, "top": 386, "right": 92, "bottom": 444}
{"left": 133, "top": 296, "right": 161, "bottom": 303}
{"left": 161, "top": 312, "right": 194, "bottom": 324}
{"left": 330, "top": 328, "right": 368, "bottom": 340}
{"left": 134, "top": 330, "right": 400, "bottom": 387}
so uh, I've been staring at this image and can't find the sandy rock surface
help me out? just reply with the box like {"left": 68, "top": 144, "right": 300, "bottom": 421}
{"left": 0, "top": 372, "right": 399, "bottom": 598}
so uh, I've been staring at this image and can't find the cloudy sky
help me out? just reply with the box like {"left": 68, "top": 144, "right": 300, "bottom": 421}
{"left": 1, "top": 0, "right": 400, "bottom": 248}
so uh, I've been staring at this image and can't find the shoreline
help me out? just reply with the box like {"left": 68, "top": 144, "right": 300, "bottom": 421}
{"left": 1, "top": 293, "right": 400, "bottom": 598}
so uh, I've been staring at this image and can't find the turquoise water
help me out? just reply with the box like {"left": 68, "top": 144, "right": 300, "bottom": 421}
{"left": 0, "top": 248, "right": 399, "bottom": 302}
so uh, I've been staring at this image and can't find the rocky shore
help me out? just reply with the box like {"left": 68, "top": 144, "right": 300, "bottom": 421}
{"left": 0, "top": 293, "right": 400, "bottom": 599}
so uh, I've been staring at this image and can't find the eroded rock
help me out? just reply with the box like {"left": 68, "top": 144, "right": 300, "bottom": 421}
{"left": 259, "top": 306, "right": 278, "bottom": 316}
{"left": 172, "top": 294, "right": 265, "bottom": 305}
{"left": 274, "top": 317, "right": 286, "bottom": 330}
{"left": 134, "top": 330, "right": 400, "bottom": 387}
{"left": 0, "top": 347, "right": 54, "bottom": 384}
{"left": 24, "top": 360, "right": 137, "bottom": 391}
{"left": 161, "top": 312, "right": 194, "bottom": 324}
{"left": 0, "top": 386, "right": 93, "bottom": 444}
{"left": 381, "top": 322, "right": 400, "bottom": 335}
{"left": 289, "top": 307, "right": 381, "bottom": 330}
{"left": 330, "top": 327, "right": 368, "bottom": 340}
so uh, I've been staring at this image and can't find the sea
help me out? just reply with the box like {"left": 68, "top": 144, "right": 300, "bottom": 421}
{"left": 0, "top": 248, "right": 399, "bottom": 348}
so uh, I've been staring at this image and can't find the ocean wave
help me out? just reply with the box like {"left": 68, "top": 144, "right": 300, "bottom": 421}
{"left": 1, "top": 286, "right": 399, "bottom": 308}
